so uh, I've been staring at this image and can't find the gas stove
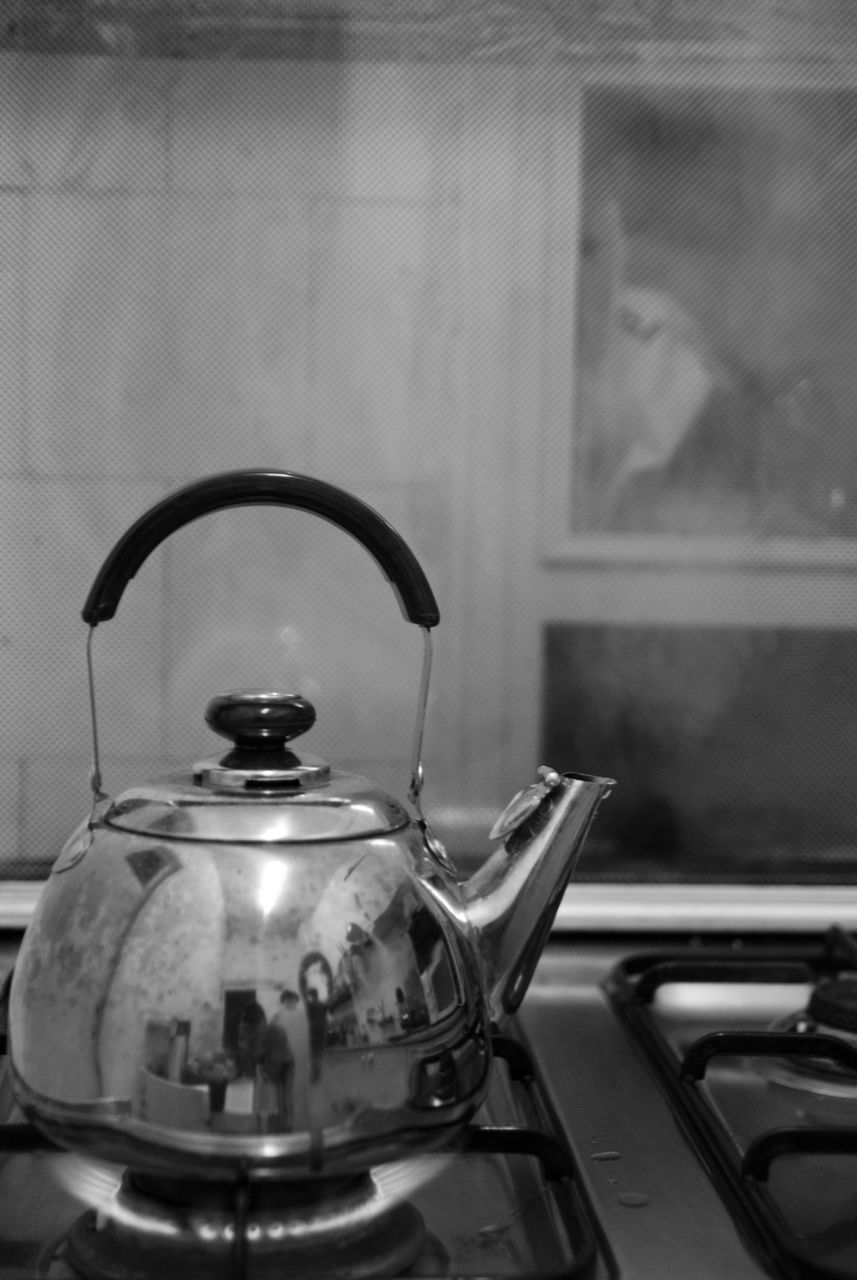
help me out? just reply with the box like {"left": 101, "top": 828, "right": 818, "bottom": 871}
{"left": 7, "top": 903, "right": 857, "bottom": 1279}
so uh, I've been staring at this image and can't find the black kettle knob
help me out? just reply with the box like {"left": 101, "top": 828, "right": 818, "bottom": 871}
{"left": 205, "top": 693, "right": 316, "bottom": 751}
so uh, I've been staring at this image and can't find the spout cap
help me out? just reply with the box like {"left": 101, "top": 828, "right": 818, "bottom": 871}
{"left": 489, "top": 767, "right": 563, "bottom": 842}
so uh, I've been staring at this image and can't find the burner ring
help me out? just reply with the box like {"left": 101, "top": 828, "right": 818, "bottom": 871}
{"left": 65, "top": 1199, "right": 428, "bottom": 1280}
{"left": 758, "top": 996, "right": 857, "bottom": 1100}
{"left": 63, "top": 1170, "right": 430, "bottom": 1279}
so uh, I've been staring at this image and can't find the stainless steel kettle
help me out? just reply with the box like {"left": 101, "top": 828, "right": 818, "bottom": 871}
{"left": 8, "top": 471, "right": 613, "bottom": 1179}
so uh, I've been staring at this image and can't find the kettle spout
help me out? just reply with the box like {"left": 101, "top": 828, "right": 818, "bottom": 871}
{"left": 462, "top": 768, "right": 614, "bottom": 1022}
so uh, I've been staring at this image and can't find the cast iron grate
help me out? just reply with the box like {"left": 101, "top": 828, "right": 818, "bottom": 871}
{"left": 608, "top": 926, "right": 857, "bottom": 1280}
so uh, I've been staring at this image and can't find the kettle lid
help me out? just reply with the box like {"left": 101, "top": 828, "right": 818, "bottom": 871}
{"left": 102, "top": 692, "right": 411, "bottom": 843}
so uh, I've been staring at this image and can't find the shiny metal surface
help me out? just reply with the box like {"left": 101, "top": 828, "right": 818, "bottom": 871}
{"left": 518, "top": 944, "right": 775, "bottom": 1280}
{"left": 103, "top": 771, "right": 409, "bottom": 843}
{"left": 9, "top": 822, "right": 487, "bottom": 1178}
{"left": 464, "top": 773, "right": 615, "bottom": 1017}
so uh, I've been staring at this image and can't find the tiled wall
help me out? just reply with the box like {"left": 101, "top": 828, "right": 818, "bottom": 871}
{"left": 1, "top": 52, "right": 548, "bottom": 874}
{"left": 5, "top": 44, "right": 854, "bottom": 885}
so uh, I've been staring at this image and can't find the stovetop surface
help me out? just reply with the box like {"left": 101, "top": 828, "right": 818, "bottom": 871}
{"left": 518, "top": 930, "right": 857, "bottom": 1280}
{"left": 519, "top": 943, "right": 771, "bottom": 1280}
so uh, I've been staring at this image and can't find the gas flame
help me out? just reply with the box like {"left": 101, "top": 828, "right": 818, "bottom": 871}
{"left": 49, "top": 1155, "right": 181, "bottom": 1237}
{"left": 49, "top": 1150, "right": 451, "bottom": 1237}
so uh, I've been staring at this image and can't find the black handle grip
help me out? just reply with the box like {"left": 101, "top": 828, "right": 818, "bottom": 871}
{"left": 82, "top": 470, "right": 440, "bottom": 629}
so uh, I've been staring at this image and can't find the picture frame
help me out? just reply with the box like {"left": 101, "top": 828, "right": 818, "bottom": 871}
{"left": 540, "top": 67, "right": 857, "bottom": 568}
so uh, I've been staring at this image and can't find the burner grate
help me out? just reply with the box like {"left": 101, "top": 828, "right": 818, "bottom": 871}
{"left": 609, "top": 933, "right": 857, "bottom": 1280}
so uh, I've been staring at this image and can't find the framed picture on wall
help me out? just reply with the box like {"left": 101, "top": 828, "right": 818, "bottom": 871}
{"left": 541, "top": 75, "right": 857, "bottom": 566}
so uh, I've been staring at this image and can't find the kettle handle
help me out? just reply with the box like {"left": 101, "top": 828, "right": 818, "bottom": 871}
{"left": 82, "top": 470, "right": 440, "bottom": 629}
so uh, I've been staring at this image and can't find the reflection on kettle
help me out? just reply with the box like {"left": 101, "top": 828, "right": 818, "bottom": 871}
{"left": 396, "top": 987, "right": 429, "bottom": 1033}
{"left": 299, "top": 951, "right": 332, "bottom": 1085}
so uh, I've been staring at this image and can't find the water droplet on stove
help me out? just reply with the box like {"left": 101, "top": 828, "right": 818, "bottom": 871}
{"left": 590, "top": 1150, "right": 621, "bottom": 1161}
{"left": 617, "top": 1192, "right": 649, "bottom": 1208}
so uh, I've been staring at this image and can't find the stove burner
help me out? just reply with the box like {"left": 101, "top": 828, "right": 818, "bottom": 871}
{"left": 62, "top": 1171, "right": 442, "bottom": 1280}
{"left": 763, "top": 976, "right": 857, "bottom": 1099}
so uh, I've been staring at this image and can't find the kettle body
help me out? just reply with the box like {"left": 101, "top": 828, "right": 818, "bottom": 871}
{"left": 9, "top": 789, "right": 488, "bottom": 1178}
